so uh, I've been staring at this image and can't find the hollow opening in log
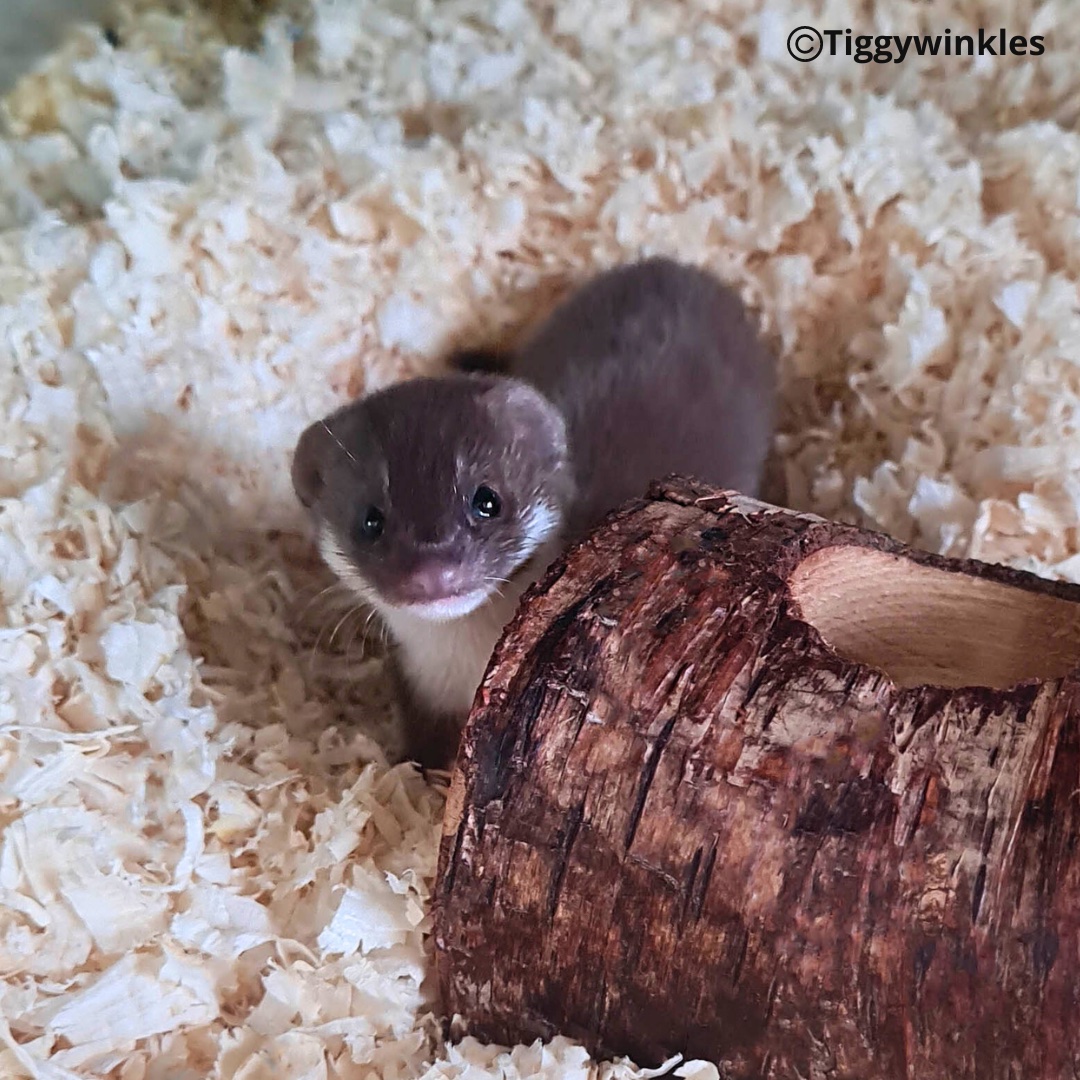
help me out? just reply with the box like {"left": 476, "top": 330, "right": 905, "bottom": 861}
{"left": 788, "top": 545, "right": 1080, "bottom": 690}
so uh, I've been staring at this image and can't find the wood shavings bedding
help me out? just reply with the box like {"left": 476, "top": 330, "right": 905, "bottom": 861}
{"left": 1, "top": 0, "right": 1078, "bottom": 1075}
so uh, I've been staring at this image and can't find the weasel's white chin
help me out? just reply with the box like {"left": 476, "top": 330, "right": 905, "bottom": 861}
{"left": 394, "top": 587, "right": 493, "bottom": 622}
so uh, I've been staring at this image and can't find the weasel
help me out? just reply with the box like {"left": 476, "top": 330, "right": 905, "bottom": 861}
{"left": 291, "top": 256, "right": 777, "bottom": 768}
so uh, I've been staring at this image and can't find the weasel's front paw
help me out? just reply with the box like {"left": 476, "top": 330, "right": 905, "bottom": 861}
{"left": 403, "top": 710, "right": 464, "bottom": 776}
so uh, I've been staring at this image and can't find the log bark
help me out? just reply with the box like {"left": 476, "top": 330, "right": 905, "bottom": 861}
{"left": 432, "top": 478, "right": 1080, "bottom": 1080}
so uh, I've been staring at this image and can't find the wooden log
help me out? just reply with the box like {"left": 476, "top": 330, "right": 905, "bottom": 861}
{"left": 432, "top": 477, "right": 1080, "bottom": 1080}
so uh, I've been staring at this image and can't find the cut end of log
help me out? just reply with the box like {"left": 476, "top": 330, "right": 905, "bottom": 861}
{"left": 789, "top": 544, "right": 1080, "bottom": 690}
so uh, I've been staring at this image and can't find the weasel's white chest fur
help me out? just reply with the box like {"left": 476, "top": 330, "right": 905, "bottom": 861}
{"left": 319, "top": 523, "right": 563, "bottom": 720}
{"left": 382, "top": 582, "right": 528, "bottom": 717}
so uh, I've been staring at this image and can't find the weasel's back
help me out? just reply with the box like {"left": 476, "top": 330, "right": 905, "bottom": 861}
{"left": 510, "top": 257, "right": 777, "bottom": 539}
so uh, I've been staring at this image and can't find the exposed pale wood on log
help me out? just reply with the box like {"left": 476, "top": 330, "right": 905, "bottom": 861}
{"left": 433, "top": 478, "right": 1080, "bottom": 1080}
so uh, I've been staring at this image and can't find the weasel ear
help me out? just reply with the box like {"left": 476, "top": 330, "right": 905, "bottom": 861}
{"left": 479, "top": 378, "right": 569, "bottom": 465}
{"left": 291, "top": 418, "right": 333, "bottom": 509}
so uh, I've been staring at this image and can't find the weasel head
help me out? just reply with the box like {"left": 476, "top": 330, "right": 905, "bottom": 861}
{"left": 292, "top": 373, "right": 574, "bottom": 623}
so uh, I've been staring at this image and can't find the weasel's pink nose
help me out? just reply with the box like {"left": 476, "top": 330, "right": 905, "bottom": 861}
{"left": 398, "top": 562, "right": 470, "bottom": 603}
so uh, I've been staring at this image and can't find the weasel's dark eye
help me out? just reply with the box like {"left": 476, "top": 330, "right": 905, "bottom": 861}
{"left": 355, "top": 505, "right": 385, "bottom": 541}
{"left": 470, "top": 486, "right": 502, "bottom": 520}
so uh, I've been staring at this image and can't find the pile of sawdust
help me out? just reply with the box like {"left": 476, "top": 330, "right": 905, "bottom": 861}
{"left": 2, "top": 0, "right": 1078, "bottom": 1075}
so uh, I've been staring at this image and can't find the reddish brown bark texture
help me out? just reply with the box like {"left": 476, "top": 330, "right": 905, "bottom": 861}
{"left": 432, "top": 478, "right": 1080, "bottom": 1079}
